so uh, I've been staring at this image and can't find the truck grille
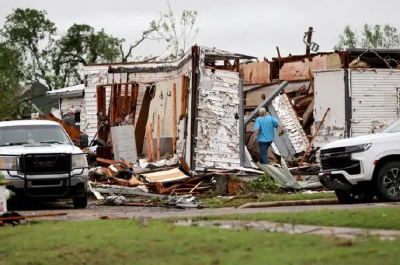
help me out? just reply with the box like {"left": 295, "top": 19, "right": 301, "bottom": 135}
{"left": 20, "top": 154, "right": 71, "bottom": 174}
{"left": 320, "top": 151, "right": 360, "bottom": 175}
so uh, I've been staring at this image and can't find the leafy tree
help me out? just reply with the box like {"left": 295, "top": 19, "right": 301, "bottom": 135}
{"left": 335, "top": 24, "right": 400, "bottom": 50}
{"left": 1, "top": 4, "right": 200, "bottom": 94}
{"left": 334, "top": 26, "right": 358, "bottom": 51}
{"left": 0, "top": 42, "right": 24, "bottom": 119}
{"left": 361, "top": 24, "right": 383, "bottom": 49}
{"left": 154, "top": 0, "right": 199, "bottom": 60}
{"left": 1, "top": 8, "right": 58, "bottom": 90}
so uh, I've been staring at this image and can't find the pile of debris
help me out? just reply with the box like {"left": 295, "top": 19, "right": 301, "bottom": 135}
{"left": 89, "top": 156, "right": 260, "bottom": 208}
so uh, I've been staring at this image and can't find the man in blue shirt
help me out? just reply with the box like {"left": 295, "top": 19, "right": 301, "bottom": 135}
{"left": 252, "top": 108, "right": 285, "bottom": 164}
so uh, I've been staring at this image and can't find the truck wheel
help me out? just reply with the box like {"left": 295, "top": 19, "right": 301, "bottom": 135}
{"left": 73, "top": 196, "right": 88, "bottom": 209}
{"left": 376, "top": 161, "right": 400, "bottom": 202}
{"left": 335, "top": 190, "right": 374, "bottom": 204}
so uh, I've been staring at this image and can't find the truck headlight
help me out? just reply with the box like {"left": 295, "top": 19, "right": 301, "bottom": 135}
{"left": 345, "top": 143, "right": 372, "bottom": 153}
{"left": 0, "top": 156, "right": 19, "bottom": 171}
{"left": 71, "top": 154, "right": 88, "bottom": 169}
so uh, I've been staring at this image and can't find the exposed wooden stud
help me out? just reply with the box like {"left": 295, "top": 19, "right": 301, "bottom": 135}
{"left": 180, "top": 76, "right": 188, "bottom": 120}
{"left": 116, "top": 85, "right": 122, "bottom": 118}
{"left": 123, "top": 84, "right": 129, "bottom": 116}
{"left": 235, "top": 58, "right": 240, "bottom": 72}
{"left": 157, "top": 115, "right": 161, "bottom": 161}
{"left": 145, "top": 124, "right": 153, "bottom": 162}
{"left": 172, "top": 83, "right": 177, "bottom": 153}
{"left": 149, "top": 123, "right": 155, "bottom": 162}
{"left": 131, "top": 84, "right": 140, "bottom": 125}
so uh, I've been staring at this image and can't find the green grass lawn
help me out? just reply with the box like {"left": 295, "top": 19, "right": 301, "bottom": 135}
{"left": 203, "top": 192, "right": 336, "bottom": 208}
{"left": 179, "top": 207, "right": 400, "bottom": 230}
{"left": 0, "top": 219, "right": 400, "bottom": 265}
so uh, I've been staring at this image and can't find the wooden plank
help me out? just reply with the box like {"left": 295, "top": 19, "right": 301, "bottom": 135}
{"left": 96, "top": 158, "right": 120, "bottom": 166}
{"left": 149, "top": 123, "right": 155, "bottom": 162}
{"left": 124, "top": 84, "right": 129, "bottom": 116}
{"left": 145, "top": 124, "right": 153, "bottom": 162}
{"left": 179, "top": 156, "right": 190, "bottom": 172}
{"left": 180, "top": 76, "right": 188, "bottom": 120}
{"left": 157, "top": 115, "right": 161, "bottom": 161}
{"left": 295, "top": 108, "right": 330, "bottom": 181}
{"left": 189, "top": 181, "right": 203, "bottom": 193}
{"left": 172, "top": 83, "right": 177, "bottom": 153}
{"left": 0, "top": 213, "right": 67, "bottom": 222}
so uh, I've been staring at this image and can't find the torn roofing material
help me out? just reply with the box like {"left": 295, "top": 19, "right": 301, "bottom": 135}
{"left": 244, "top": 81, "right": 289, "bottom": 126}
{"left": 47, "top": 84, "right": 85, "bottom": 98}
{"left": 139, "top": 168, "right": 189, "bottom": 183}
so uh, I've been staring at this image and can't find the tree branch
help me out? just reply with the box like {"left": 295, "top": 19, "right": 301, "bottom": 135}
{"left": 122, "top": 28, "right": 156, "bottom": 62}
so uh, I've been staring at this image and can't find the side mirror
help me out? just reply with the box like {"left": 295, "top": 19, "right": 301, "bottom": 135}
{"left": 80, "top": 133, "right": 89, "bottom": 148}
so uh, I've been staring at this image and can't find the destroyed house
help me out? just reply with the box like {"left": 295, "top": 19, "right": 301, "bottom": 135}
{"left": 80, "top": 46, "right": 256, "bottom": 171}
{"left": 241, "top": 48, "right": 400, "bottom": 164}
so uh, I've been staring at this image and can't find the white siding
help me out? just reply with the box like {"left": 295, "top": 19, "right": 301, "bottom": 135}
{"left": 195, "top": 67, "right": 241, "bottom": 170}
{"left": 350, "top": 69, "right": 400, "bottom": 136}
{"left": 271, "top": 94, "right": 308, "bottom": 154}
{"left": 313, "top": 70, "right": 346, "bottom": 149}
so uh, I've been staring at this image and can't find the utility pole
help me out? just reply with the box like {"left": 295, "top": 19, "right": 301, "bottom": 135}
{"left": 305, "top": 27, "right": 313, "bottom": 56}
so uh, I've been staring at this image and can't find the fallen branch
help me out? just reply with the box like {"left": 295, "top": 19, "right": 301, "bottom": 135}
{"left": 0, "top": 212, "right": 67, "bottom": 222}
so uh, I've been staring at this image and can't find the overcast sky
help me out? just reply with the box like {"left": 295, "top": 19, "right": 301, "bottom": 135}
{"left": 1, "top": 0, "right": 400, "bottom": 60}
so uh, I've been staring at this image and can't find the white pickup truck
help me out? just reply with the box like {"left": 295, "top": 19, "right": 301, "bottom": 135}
{"left": 0, "top": 120, "right": 89, "bottom": 208}
{"left": 319, "top": 119, "right": 400, "bottom": 204}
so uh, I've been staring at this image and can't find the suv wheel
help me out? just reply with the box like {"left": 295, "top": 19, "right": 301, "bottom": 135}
{"left": 376, "top": 161, "right": 400, "bottom": 202}
{"left": 335, "top": 190, "right": 374, "bottom": 204}
{"left": 73, "top": 196, "right": 88, "bottom": 209}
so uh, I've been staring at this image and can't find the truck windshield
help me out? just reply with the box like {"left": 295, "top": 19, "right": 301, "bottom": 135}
{"left": 382, "top": 119, "right": 400, "bottom": 133}
{"left": 0, "top": 125, "right": 71, "bottom": 146}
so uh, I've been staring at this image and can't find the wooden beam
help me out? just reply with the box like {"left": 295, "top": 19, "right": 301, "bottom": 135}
{"left": 123, "top": 84, "right": 129, "bottom": 116}
{"left": 180, "top": 76, "right": 188, "bottom": 120}
{"left": 146, "top": 124, "right": 153, "bottom": 162}
{"left": 149, "top": 122, "right": 155, "bottom": 162}
{"left": 157, "top": 115, "right": 161, "bottom": 161}
{"left": 235, "top": 58, "right": 240, "bottom": 72}
{"left": 295, "top": 108, "right": 330, "bottom": 181}
{"left": 305, "top": 26, "right": 313, "bottom": 56}
{"left": 172, "top": 83, "right": 177, "bottom": 153}
{"left": 131, "top": 84, "right": 139, "bottom": 125}
{"left": 116, "top": 85, "right": 122, "bottom": 118}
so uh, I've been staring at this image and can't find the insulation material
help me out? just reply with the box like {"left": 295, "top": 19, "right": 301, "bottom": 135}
{"left": 240, "top": 61, "right": 271, "bottom": 84}
{"left": 350, "top": 69, "right": 400, "bottom": 136}
{"left": 271, "top": 94, "right": 308, "bottom": 154}
{"left": 195, "top": 65, "right": 241, "bottom": 170}
{"left": 140, "top": 168, "right": 188, "bottom": 183}
{"left": 279, "top": 53, "right": 343, "bottom": 80}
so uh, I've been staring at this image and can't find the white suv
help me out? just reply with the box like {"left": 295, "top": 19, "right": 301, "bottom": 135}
{"left": 319, "top": 119, "right": 400, "bottom": 204}
{"left": 0, "top": 120, "right": 89, "bottom": 208}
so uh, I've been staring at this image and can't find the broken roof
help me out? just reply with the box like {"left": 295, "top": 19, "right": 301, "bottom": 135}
{"left": 93, "top": 46, "right": 256, "bottom": 74}
{"left": 47, "top": 84, "right": 85, "bottom": 98}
